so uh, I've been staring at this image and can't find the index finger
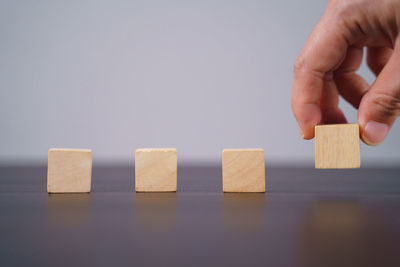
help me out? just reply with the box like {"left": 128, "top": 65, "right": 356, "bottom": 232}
{"left": 292, "top": 12, "right": 349, "bottom": 139}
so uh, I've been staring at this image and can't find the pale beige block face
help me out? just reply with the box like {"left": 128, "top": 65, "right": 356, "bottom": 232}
{"left": 315, "top": 124, "right": 360, "bottom": 169}
{"left": 135, "top": 148, "right": 177, "bottom": 192}
{"left": 47, "top": 149, "right": 92, "bottom": 193}
{"left": 222, "top": 149, "right": 265, "bottom": 193}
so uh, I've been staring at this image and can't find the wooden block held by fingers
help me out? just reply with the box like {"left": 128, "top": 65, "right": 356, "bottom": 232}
{"left": 222, "top": 149, "right": 266, "bottom": 193}
{"left": 315, "top": 124, "right": 360, "bottom": 169}
{"left": 47, "top": 148, "right": 92, "bottom": 193}
{"left": 135, "top": 148, "right": 177, "bottom": 192}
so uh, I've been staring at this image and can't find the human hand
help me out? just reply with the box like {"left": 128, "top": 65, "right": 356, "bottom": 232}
{"left": 292, "top": 0, "right": 400, "bottom": 145}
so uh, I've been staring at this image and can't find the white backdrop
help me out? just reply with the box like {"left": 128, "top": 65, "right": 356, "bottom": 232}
{"left": 1, "top": 0, "right": 399, "bottom": 165}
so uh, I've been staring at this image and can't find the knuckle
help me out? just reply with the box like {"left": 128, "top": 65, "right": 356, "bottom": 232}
{"left": 371, "top": 91, "right": 400, "bottom": 117}
{"left": 328, "top": 0, "right": 361, "bottom": 20}
{"left": 293, "top": 56, "right": 306, "bottom": 73}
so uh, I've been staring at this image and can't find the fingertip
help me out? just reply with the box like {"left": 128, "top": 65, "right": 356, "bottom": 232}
{"left": 301, "top": 127, "right": 315, "bottom": 140}
{"left": 298, "top": 114, "right": 320, "bottom": 140}
{"left": 293, "top": 104, "right": 320, "bottom": 140}
{"left": 357, "top": 85, "right": 397, "bottom": 146}
{"left": 360, "top": 121, "right": 389, "bottom": 146}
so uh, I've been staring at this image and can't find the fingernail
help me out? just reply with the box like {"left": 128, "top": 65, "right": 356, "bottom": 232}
{"left": 363, "top": 121, "right": 388, "bottom": 145}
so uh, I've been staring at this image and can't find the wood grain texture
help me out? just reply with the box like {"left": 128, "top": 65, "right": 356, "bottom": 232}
{"left": 315, "top": 124, "right": 360, "bottom": 169}
{"left": 222, "top": 149, "right": 265, "bottom": 193}
{"left": 47, "top": 148, "right": 92, "bottom": 193}
{"left": 135, "top": 148, "right": 177, "bottom": 192}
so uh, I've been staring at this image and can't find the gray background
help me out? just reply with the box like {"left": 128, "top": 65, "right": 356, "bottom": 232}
{"left": 1, "top": 0, "right": 398, "bottom": 165}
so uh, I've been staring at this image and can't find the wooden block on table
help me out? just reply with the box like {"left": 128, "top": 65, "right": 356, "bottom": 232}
{"left": 315, "top": 124, "right": 360, "bottom": 169}
{"left": 135, "top": 148, "right": 177, "bottom": 192}
{"left": 222, "top": 149, "right": 265, "bottom": 193}
{"left": 47, "top": 148, "right": 92, "bottom": 193}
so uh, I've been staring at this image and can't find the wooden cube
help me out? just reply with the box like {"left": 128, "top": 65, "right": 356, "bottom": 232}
{"left": 222, "top": 149, "right": 265, "bottom": 193}
{"left": 315, "top": 124, "right": 360, "bottom": 169}
{"left": 47, "top": 148, "right": 92, "bottom": 193}
{"left": 135, "top": 148, "right": 177, "bottom": 192}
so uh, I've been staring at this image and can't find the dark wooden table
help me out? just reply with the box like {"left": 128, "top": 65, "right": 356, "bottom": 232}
{"left": 1, "top": 164, "right": 400, "bottom": 267}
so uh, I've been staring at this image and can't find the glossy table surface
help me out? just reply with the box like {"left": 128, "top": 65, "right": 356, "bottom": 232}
{"left": 1, "top": 164, "right": 400, "bottom": 267}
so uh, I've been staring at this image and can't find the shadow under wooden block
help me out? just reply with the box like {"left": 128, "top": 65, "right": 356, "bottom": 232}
{"left": 222, "top": 149, "right": 266, "bottom": 193}
{"left": 315, "top": 124, "right": 360, "bottom": 169}
{"left": 135, "top": 148, "right": 177, "bottom": 192}
{"left": 47, "top": 194, "right": 91, "bottom": 227}
{"left": 47, "top": 148, "right": 92, "bottom": 193}
{"left": 222, "top": 193, "right": 266, "bottom": 233}
{"left": 134, "top": 193, "right": 177, "bottom": 232}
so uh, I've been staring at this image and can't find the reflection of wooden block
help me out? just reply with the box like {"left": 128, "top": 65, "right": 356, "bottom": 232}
{"left": 47, "top": 148, "right": 92, "bottom": 193}
{"left": 222, "top": 149, "right": 265, "bottom": 193}
{"left": 135, "top": 148, "right": 177, "bottom": 192}
{"left": 315, "top": 124, "right": 360, "bottom": 169}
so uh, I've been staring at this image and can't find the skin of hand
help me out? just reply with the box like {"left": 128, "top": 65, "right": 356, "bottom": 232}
{"left": 292, "top": 0, "right": 400, "bottom": 145}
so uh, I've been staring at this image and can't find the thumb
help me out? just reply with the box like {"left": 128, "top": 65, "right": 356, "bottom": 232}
{"left": 358, "top": 45, "right": 400, "bottom": 146}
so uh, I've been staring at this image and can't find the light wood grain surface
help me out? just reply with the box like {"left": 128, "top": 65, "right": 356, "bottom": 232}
{"left": 135, "top": 148, "right": 177, "bottom": 192}
{"left": 315, "top": 124, "right": 360, "bottom": 169}
{"left": 47, "top": 148, "right": 92, "bottom": 193}
{"left": 222, "top": 149, "right": 265, "bottom": 193}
